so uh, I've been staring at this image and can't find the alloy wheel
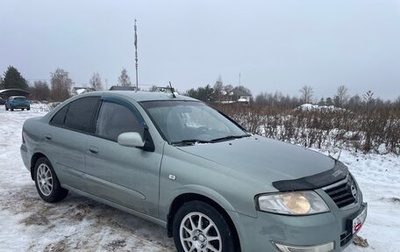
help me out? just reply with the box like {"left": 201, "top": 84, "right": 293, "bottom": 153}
{"left": 36, "top": 163, "right": 54, "bottom": 196}
{"left": 180, "top": 212, "right": 222, "bottom": 252}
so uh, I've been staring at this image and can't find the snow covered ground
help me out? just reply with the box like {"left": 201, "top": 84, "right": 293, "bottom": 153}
{"left": 1, "top": 103, "right": 399, "bottom": 252}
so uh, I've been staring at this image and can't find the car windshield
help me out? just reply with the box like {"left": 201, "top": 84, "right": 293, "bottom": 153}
{"left": 141, "top": 100, "right": 249, "bottom": 145}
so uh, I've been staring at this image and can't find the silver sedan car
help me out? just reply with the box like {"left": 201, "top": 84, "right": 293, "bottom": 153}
{"left": 20, "top": 91, "right": 367, "bottom": 252}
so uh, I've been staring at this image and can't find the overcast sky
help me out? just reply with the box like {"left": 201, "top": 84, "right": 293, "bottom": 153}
{"left": 1, "top": 0, "right": 400, "bottom": 101}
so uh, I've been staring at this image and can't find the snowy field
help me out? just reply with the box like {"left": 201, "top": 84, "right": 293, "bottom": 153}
{"left": 0, "top": 103, "right": 399, "bottom": 252}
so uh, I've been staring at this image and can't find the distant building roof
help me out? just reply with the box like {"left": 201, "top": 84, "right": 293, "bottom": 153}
{"left": 71, "top": 87, "right": 95, "bottom": 96}
{"left": 233, "top": 89, "right": 251, "bottom": 97}
{"left": 0, "top": 89, "right": 30, "bottom": 98}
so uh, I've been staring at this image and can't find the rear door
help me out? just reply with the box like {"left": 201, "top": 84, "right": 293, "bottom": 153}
{"left": 45, "top": 96, "right": 100, "bottom": 191}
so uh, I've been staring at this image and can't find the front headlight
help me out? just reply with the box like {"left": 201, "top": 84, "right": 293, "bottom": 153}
{"left": 256, "top": 191, "right": 329, "bottom": 215}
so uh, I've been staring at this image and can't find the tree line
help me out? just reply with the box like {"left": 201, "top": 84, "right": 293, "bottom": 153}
{"left": 188, "top": 80, "right": 400, "bottom": 154}
{"left": 0, "top": 66, "right": 134, "bottom": 102}
{"left": 2, "top": 66, "right": 399, "bottom": 153}
{"left": 2, "top": 66, "right": 399, "bottom": 108}
{"left": 214, "top": 101, "right": 400, "bottom": 154}
{"left": 187, "top": 80, "right": 400, "bottom": 110}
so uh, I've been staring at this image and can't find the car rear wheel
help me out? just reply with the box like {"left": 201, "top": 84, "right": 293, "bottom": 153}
{"left": 34, "top": 157, "right": 68, "bottom": 203}
{"left": 173, "top": 201, "right": 237, "bottom": 252}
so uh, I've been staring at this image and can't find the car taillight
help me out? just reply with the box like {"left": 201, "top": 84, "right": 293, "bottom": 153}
{"left": 22, "top": 132, "right": 26, "bottom": 144}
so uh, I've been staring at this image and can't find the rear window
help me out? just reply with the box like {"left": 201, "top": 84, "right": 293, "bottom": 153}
{"left": 50, "top": 96, "right": 100, "bottom": 133}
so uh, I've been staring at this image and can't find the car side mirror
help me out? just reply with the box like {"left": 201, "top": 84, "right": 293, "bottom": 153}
{"left": 117, "top": 132, "right": 145, "bottom": 148}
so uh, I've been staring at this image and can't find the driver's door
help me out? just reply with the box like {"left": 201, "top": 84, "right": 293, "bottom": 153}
{"left": 85, "top": 99, "right": 162, "bottom": 216}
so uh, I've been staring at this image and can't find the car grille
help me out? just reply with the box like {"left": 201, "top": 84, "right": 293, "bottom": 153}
{"left": 323, "top": 175, "right": 357, "bottom": 208}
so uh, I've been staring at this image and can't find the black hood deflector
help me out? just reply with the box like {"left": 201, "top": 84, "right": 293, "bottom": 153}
{"left": 272, "top": 160, "right": 348, "bottom": 191}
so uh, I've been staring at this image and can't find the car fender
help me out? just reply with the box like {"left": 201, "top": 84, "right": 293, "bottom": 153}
{"left": 169, "top": 183, "right": 238, "bottom": 213}
{"left": 164, "top": 183, "right": 253, "bottom": 251}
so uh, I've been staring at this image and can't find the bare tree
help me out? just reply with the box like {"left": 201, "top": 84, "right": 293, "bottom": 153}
{"left": 50, "top": 68, "right": 73, "bottom": 102}
{"left": 334, "top": 85, "right": 349, "bottom": 107}
{"left": 213, "top": 76, "right": 224, "bottom": 101}
{"left": 361, "top": 90, "right": 375, "bottom": 152}
{"left": 89, "top": 72, "right": 103, "bottom": 91}
{"left": 395, "top": 96, "right": 400, "bottom": 109}
{"left": 299, "top": 85, "right": 314, "bottom": 104}
{"left": 118, "top": 68, "right": 131, "bottom": 87}
{"left": 31, "top": 80, "right": 50, "bottom": 101}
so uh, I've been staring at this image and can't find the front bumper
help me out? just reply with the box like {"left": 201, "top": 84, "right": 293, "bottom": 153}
{"left": 232, "top": 200, "right": 367, "bottom": 251}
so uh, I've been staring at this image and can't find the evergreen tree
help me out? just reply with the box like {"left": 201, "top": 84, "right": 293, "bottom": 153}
{"left": 186, "top": 84, "right": 215, "bottom": 102}
{"left": 3, "top": 66, "right": 29, "bottom": 90}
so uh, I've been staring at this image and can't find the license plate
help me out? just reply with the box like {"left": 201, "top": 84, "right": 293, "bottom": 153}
{"left": 352, "top": 205, "right": 367, "bottom": 234}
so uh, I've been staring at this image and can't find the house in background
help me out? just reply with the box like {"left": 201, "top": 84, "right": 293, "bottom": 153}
{"left": 219, "top": 88, "right": 252, "bottom": 104}
{"left": 233, "top": 89, "right": 252, "bottom": 103}
{"left": 71, "top": 87, "right": 95, "bottom": 96}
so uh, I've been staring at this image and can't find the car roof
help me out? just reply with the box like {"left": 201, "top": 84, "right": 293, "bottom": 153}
{"left": 43, "top": 91, "right": 199, "bottom": 122}
{"left": 9, "top": 96, "right": 26, "bottom": 99}
{"left": 85, "top": 90, "right": 198, "bottom": 102}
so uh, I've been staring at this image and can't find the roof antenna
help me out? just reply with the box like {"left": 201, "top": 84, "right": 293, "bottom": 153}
{"left": 134, "top": 19, "right": 139, "bottom": 91}
{"left": 169, "top": 81, "right": 176, "bottom": 98}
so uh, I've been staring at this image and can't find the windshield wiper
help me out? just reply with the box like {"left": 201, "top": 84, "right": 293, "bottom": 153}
{"left": 210, "top": 134, "right": 251, "bottom": 143}
{"left": 171, "top": 139, "right": 211, "bottom": 146}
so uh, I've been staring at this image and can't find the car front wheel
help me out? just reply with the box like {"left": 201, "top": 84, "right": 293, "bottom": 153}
{"left": 173, "top": 200, "right": 237, "bottom": 252}
{"left": 34, "top": 157, "right": 68, "bottom": 203}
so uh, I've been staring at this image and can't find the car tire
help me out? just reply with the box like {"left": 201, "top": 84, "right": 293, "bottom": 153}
{"left": 34, "top": 157, "right": 68, "bottom": 203}
{"left": 10, "top": 107, "right": 14, "bottom": 111}
{"left": 27, "top": 107, "right": 30, "bottom": 111}
{"left": 173, "top": 200, "right": 237, "bottom": 252}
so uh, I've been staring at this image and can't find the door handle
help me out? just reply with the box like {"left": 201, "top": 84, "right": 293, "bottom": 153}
{"left": 45, "top": 135, "right": 52, "bottom": 140}
{"left": 88, "top": 146, "right": 99, "bottom": 154}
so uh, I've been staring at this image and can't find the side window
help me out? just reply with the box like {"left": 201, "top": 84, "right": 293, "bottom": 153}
{"left": 64, "top": 97, "right": 99, "bottom": 132}
{"left": 96, "top": 101, "right": 143, "bottom": 141}
{"left": 50, "top": 104, "right": 69, "bottom": 127}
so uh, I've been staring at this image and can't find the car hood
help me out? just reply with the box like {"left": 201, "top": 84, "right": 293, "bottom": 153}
{"left": 176, "top": 135, "right": 343, "bottom": 189}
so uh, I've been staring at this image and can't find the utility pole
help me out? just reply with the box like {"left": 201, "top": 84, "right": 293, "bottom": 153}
{"left": 134, "top": 19, "right": 139, "bottom": 90}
